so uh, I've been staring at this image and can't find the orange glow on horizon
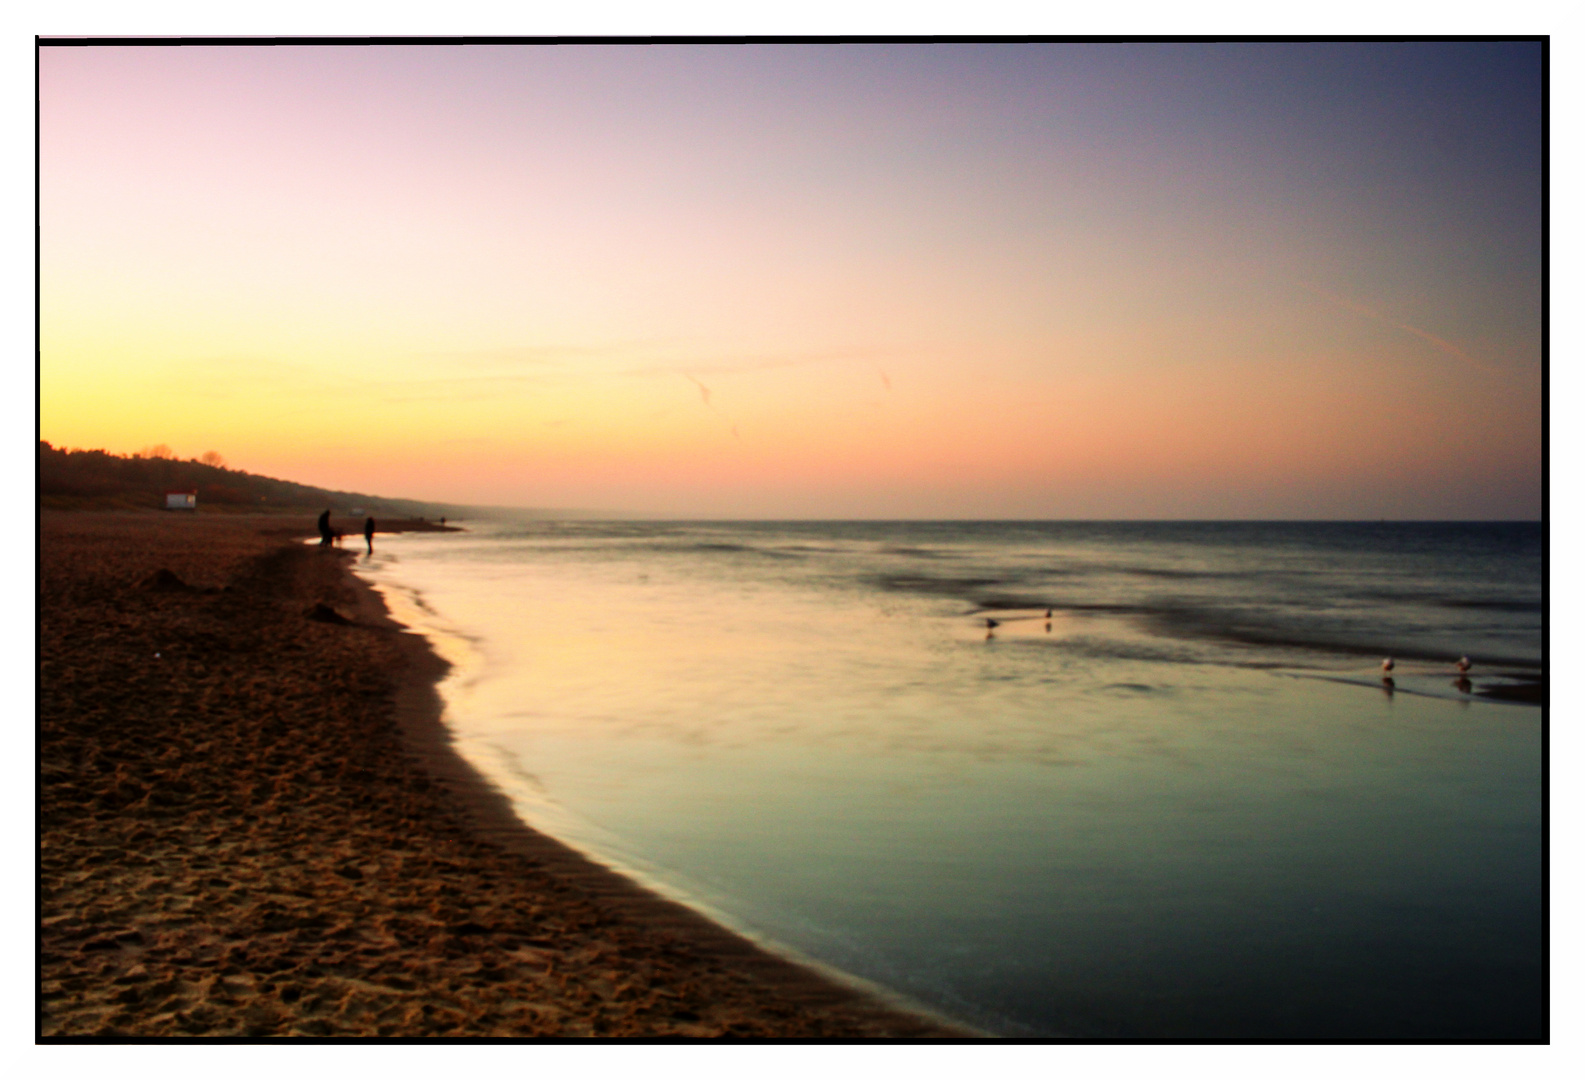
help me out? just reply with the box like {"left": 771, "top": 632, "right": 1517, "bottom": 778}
{"left": 40, "top": 44, "right": 1542, "bottom": 519}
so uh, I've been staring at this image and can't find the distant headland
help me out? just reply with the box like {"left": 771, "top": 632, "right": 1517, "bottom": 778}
{"left": 36, "top": 442, "right": 623, "bottom": 521}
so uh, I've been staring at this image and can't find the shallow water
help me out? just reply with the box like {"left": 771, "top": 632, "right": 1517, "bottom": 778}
{"left": 353, "top": 521, "right": 1544, "bottom": 1039}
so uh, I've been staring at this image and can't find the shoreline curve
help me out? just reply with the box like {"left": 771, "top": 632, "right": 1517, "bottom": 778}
{"left": 39, "top": 511, "right": 977, "bottom": 1038}
{"left": 340, "top": 547, "right": 983, "bottom": 1038}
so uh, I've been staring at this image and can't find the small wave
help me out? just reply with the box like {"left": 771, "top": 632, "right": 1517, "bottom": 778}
{"left": 1114, "top": 566, "right": 1240, "bottom": 581}
{"left": 974, "top": 594, "right": 1067, "bottom": 612}
{"left": 1138, "top": 608, "right": 1543, "bottom": 670}
{"left": 963, "top": 595, "right": 1545, "bottom": 672}
{"left": 878, "top": 545, "right": 957, "bottom": 559}
{"left": 1351, "top": 588, "right": 1543, "bottom": 614}
{"left": 1435, "top": 598, "right": 1543, "bottom": 613}
{"left": 677, "top": 542, "right": 804, "bottom": 560}
{"left": 873, "top": 573, "right": 1010, "bottom": 597}
{"left": 536, "top": 538, "right": 807, "bottom": 560}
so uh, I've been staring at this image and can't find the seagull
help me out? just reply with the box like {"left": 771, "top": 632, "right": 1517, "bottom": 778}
{"left": 1381, "top": 657, "right": 1395, "bottom": 674}
{"left": 1456, "top": 656, "right": 1472, "bottom": 674}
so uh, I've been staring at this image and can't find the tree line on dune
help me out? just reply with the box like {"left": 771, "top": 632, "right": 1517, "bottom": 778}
{"left": 37, "top": 441, "right": 438, "bottom": 517}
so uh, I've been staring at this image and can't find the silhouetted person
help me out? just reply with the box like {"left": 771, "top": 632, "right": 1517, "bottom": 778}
{"left": 317, "top": 509, "right": 332, "bottom": 547}
{"left": 364, "top": 517, "right": 375, "bottom": 555}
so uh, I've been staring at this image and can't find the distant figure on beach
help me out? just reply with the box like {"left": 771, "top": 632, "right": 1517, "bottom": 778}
{"left": 1045, "top": 608, "right": 1053, "bottom": 633}
{"left": 1381, "top": 657, "right": 1394, "bottom": 674}
{"left": 985, "top": 617, "right": 1000, "bottom": 640}
{"left": 1456, "top": 656, "right": 1472, "bottom": 674}
{"left": 317, "top": 509, "right": 332, "bottom": 547}
{"left": 439, "top": 516, "right": 446, "bottom": 526}
{"left": 365, "top": 517, "right": 375, "bottom": 555}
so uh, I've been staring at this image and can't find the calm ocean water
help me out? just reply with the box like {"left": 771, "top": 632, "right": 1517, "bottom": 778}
{"left": 354, "top": 521, "right": 1544, "bottom": 1039}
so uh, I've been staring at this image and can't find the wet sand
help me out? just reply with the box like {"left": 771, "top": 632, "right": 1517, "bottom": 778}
{"left": 39, "top": 511, "right": 970, "bottom": 1039}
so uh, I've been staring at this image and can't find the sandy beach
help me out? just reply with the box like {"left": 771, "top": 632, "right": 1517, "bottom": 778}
{"left": 38, "top": 511, "right": 967, "bottom": 1039}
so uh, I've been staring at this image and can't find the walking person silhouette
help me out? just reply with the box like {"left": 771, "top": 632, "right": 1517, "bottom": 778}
{"left": 364, "top": 517, "right": 375, "bottom": 555}
{"left": 317, "top": 509, "right": 333, "bottom": 547}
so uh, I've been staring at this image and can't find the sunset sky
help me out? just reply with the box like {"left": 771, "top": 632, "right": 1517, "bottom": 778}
{"left": 39, "top": 41, "right": 1544, "bottom": 519}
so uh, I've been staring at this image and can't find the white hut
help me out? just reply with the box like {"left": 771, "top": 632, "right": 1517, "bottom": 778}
{"left": 165, "top": 490, "right": 197, "bottom": 511}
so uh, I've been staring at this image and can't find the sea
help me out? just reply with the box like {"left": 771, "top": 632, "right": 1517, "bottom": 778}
{"left": 350, "top": 520, "right": 1545, "bottom": 1040}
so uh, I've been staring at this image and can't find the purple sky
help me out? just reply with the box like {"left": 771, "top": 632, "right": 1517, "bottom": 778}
{"left": 40, "top": 42, "right": 1543, "bottom": 517}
